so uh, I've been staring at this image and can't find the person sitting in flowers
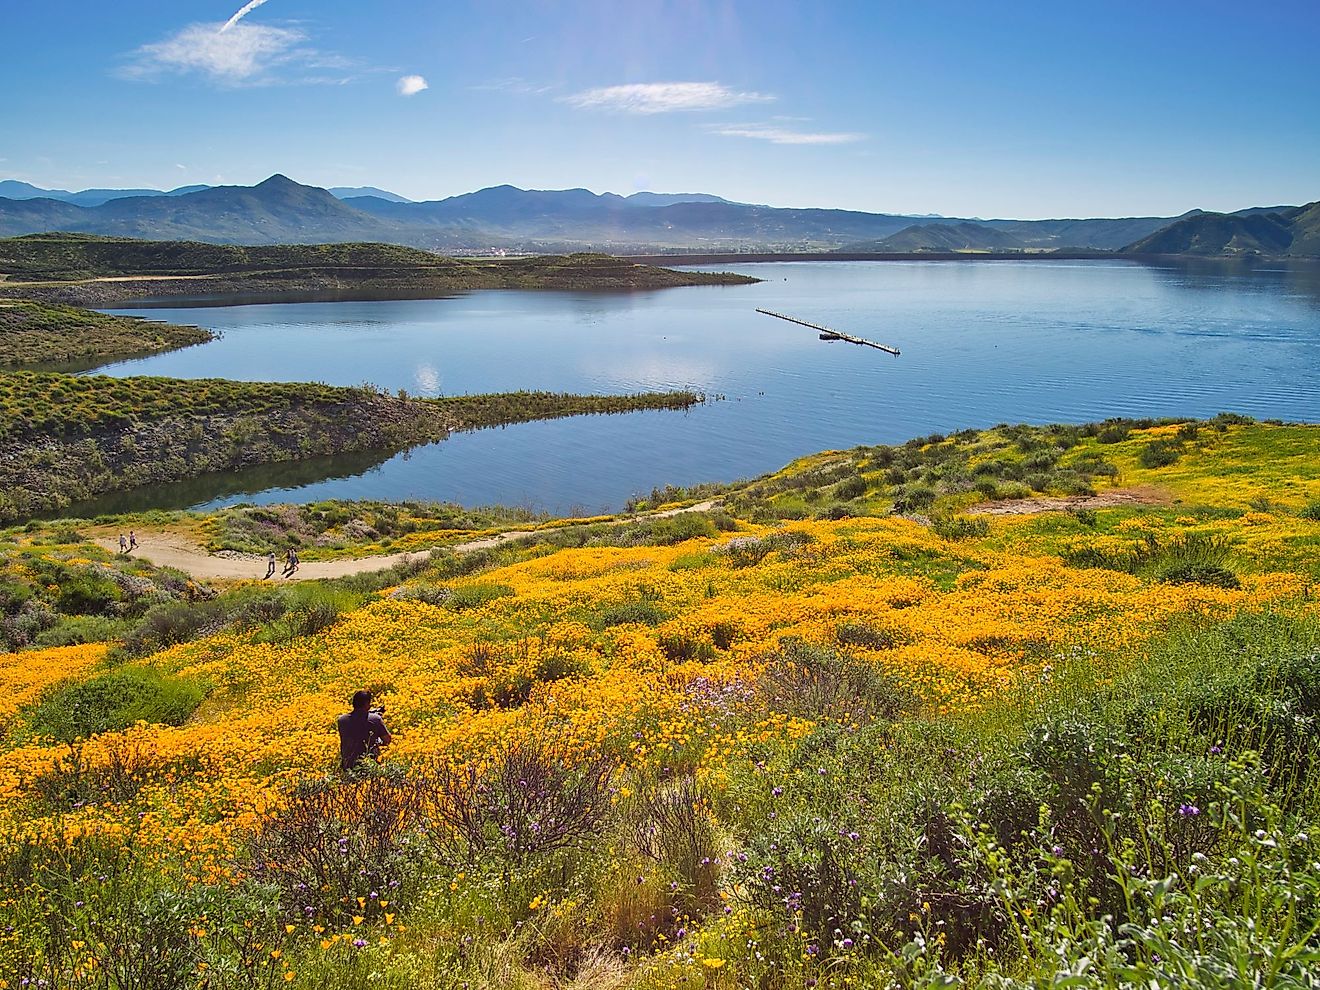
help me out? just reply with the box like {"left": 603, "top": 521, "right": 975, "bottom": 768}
{"left": 337, "top": 689, "right": 392, "bottom": 771}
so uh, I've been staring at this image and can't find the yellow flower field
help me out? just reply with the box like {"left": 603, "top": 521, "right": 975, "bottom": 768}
{"left": 3, "top": 420, "right": 1318, "bottom": 987}
{"left": 2, "top": 510, "right": 1312, "bottom": 883}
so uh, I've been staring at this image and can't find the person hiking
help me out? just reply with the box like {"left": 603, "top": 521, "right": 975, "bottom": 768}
{"left": 128, "top": 531, "right": 138, "bottom": 551}
{"left": 264, "top": 551, "right": 276, "bottom": 580}
{"left": 118, "top": 534, "right": 128, "bottom": 554}
{"left": 284, "top": 547, "right": 300, "bottom": 576}
{"left": 336, "top": 690, "right": 392, "bottom": 771}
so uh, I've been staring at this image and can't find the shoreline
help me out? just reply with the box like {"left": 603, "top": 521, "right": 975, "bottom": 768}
{"left": 619, "top": 250, "right": 1273, "bottom": 266}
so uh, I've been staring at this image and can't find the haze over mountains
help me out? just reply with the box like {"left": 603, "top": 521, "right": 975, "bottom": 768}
{"left": 0, "top": 174, "right": 1313, "bottom": 257}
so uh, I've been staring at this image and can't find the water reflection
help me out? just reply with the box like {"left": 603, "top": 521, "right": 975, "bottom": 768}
{"left": 58, "top": 445, "right": 408, "bottom": 518}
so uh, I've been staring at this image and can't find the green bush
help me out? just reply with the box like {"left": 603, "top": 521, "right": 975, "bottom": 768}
{"left": 122, "top": 598, "right": 228, "bottom": 655}
{"left": 1139, "top": 438, "right": 1183, "bottom": 468}
{"left": 835, "top": 621, "right": 909, "bottom": 650}
{"left": 445, "top": 582, "right": 514, "bottom": 612}
{"left": 34, "top": 615, "right": 129, "bottom": 648}
{"left": 1160, "top": 563, "right": 1241, "bottom": 588}
{"left": 55, "top": 572, "right": 122, "bottom": 616}
{"left": 24, "top": 667, "right": 208, "bottom": 742}
{"left": 834, "top": 475, "right": 868, "bottom": 501}
{"left": 1070, "top": 507, "right": 1099, "bottom": 527}
{"left": 599, "top": 601, "right": 666, "bottom": 627}
{"left": 658, "top": 631, "right": 715, "bottom": 664}
{"left": 893, "top": 484, "right": 936, "bottom": 512}
{"left": 931, "top": 515, "right": 990, "bottom": 540}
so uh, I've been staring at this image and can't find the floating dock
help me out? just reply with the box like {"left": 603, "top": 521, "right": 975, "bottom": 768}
{"left": 755, "top": 309, "right": 901, "bottom": 355}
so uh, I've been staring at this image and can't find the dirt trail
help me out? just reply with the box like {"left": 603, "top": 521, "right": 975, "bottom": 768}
{"left": 967, "top": 486, "right": 1169, "bottom": 516}
{"left": 94, "top": 501, "right": 719, "bottom": 582}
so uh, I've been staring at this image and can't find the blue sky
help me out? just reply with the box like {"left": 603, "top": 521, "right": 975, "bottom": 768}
{"left": 2, "top": 0, "right": 1317, "bottom": 218}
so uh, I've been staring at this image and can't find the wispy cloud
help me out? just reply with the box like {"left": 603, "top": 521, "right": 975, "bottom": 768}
{"left": 711, "top": 123, "right": 865, "bottom": 145}
{"left": 563, "top": 82, "right": 773, "bottom": 114}
{"left": 121, "top": 2, "right": 355, "bottom": 87}
{"left": 122, "top": 22, "right": 313, "bottom": 84}
{"left": 473, "top": 76, "right": 554, "bottom": 96}
{"left": 397, "top": 74, "right": 428, "bottom": 96}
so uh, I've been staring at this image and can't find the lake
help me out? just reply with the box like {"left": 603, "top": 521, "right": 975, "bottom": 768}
{"left": 86, "top": 258, "right": 1320, "bottom": 515}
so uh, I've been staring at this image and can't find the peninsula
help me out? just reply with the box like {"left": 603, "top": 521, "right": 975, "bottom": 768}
{"left": 0, "top": 234, "right": 759, "bottom": 308}
{"left": 0, "top": 373, "right": 701, "bottom": 521}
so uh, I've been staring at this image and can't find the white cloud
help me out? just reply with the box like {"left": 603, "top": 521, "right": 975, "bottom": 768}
{"left": 122, "top": 21, "right": 313, "bottom": 84}
{"left": 562, "top": 81, "right": 773, "bottom": 114}
{"left": 712, "top": 123, "right": 864, "bottom": 145}
{"left": 175, "top": 163, "right": 188, "bottom": 170}
{"left": 397, "top": 74, "right": 429, "bottom": 97}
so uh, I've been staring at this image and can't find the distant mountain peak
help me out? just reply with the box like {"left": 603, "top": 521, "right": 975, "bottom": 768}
{"left": 256, "top": 173, "right": 300, "bottom": 189}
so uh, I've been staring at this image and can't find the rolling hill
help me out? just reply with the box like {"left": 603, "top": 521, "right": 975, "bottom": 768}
{"left": 1123, "top": 202, "right": 1320, "bottom": 256}
{"left": 847, "top": 222, "right": 1031, "bottom": 252}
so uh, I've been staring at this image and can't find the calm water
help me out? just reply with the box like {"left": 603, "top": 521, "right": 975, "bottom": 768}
{"left": 85, "top": 259, "right": 1320, "bottom": 515}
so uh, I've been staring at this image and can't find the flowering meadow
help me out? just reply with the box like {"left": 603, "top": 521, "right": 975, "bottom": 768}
{"left": 2, "top": 419, "right": 1319, "bottom": 988}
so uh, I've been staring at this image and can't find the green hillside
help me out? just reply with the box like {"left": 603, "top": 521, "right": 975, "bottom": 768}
{"left": 0, "top": 235, "right": 757, "bottom": 305}
{"left": 0, "top": 233, "right": 453, "bottom": 280}
{"left": 0, "top": 299, "right": 212, "bottom": 366}
{"left": 1125, "top": 202, "right": 1320, "bottom": 256}
{"left": 869, "top": 221, "right": 1029, "bottom": 252}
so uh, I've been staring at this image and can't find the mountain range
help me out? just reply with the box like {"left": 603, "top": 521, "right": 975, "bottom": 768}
{"left": 0, "top": 174, "right": 1313, "bottom": 256}
{"left": 0, "top": 179, "right": 413, "bottom": 208}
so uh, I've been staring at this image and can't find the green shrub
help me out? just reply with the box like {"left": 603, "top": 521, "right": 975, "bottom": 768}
{"left": 446, "top": 582, "right": 514, "bottom": 611}
{"left": 835, "top": 621, "right": 909, "bottom": 650}
{"left": 34, "top": 615, "right": 129, "bottom": 648}
{"left": 759, "top": 640, "right": 918, "bottom": 726}
{"left": 122, "top": 598, "right": 228, "bottom": 655}
{"left": 893, "top": 484, "right": 936, "bottom": 512}
{"left": 668, "top": 552, "right": 715, "bottom": 571}
{"left": 25, "top": 667, "right": 208, "bottom": 742}
{"left": 1160, "top": 563, "right": 1241, "bottom": 588}
{"left": 1299, "top": 499, "right": 1320, "bottom": 521}
{"left": 1069, "top": 507, "right": 1099, "bottom": 527}
{"left": 1139, "top": 438, "right": 1183, "bottom": 468}
{"left": 717, "top": 537, "right": 774, "bottom": 568}
{"left": 658, "top": 631, "right": 715, "bottom": 664}
{"left": 834, "top": 475, "right": 868, "bottom": 501}
{"left": 392, "top": 582, "right": 452, "bottom": 606}
{"left": 599, "top": 601, "right": 666, "bottom": 627}
{"left": 931, "top": 515, "right": 990, "bottom": 540}
{"left": 55, "top": 572, "right": 122, "bottom": 615}
{"left": 292, "top": 600, "right": 343, "bottom": 637}
{"left": 1066, "top": 531, "right": 1235, "bottom": 578}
